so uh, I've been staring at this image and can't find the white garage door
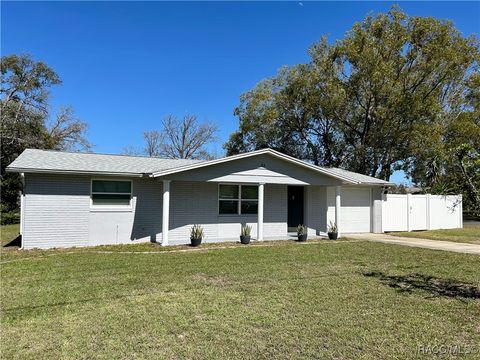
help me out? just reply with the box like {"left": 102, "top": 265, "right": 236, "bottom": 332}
{"left": 341, "top": 188, "right": 371, "bottom": 233}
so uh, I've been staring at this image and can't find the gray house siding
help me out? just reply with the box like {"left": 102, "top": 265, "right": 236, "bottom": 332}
{"left": 168, "top": 182, "right": 288, "bottom": 245}
{"left": 305, "top": 186, "right": 327, "bottom": 236}
{"left": 23, "top": 173, "right": 91, "bottom": 249}
{"left": 162, "top": 153, "right": 345, "bottom": 186}
{"left": 23, "top": 174, "right": 163, "bottom": 249}
{"left": 21, "top": 174, "right": 380, "bottom": 249}
{"left": 169, "top": 181, "right": 219, "bottom": 243}
{"left": 22, "top": 175, "right": 291, "bottom": 249}
{"left": 88, "top": 178, "right": 163, "bottom": 246}
{"left": 263, "top": 184, "right": 288, "bottom": 239}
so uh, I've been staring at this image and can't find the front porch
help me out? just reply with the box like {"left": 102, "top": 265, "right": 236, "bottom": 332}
{"left": 159, "top": 180, "right": 344, "bottom": 246}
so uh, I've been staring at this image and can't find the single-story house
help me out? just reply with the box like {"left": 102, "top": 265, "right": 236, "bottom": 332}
{"left": 6, "top": 148, "right": 392, "bottom": 249}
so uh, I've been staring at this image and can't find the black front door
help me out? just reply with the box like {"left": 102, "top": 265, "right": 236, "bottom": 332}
{"left": 288, "top": 186, "right": 304, "bottom": 229}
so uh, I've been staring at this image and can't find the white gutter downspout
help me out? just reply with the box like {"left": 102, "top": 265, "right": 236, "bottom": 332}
{"left": 19, "top": 173, "right": 25, "bottom": 249}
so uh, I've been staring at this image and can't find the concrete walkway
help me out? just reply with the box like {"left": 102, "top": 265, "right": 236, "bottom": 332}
{"left": 347, "top": 233, "right": 480, "bottom": 255}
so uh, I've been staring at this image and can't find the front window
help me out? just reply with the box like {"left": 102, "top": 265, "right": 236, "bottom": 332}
{"left": 219, "top": 184, "right": 258, "bottom": 215}
{"left": 91, "top": 180, "right": 132, "bottom": 207}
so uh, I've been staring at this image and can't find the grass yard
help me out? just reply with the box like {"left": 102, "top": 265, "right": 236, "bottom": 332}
{"left": 1, "top": 225, "right": 479, "bottom": 359}
{"left": 1, "top": 223, "right": 20, "bottom": 247}
{"left": 391, "top": 222, "right": 480, "bottom": 245}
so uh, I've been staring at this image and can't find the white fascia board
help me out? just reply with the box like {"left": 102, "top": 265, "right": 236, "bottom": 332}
{"left": 5, "top": 167, "right": 145, "bottom": 177}
{"left": 350, "top": 182, "right": 395, "bottom": 187}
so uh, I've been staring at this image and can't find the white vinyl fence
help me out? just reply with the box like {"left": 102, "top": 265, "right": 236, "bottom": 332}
{"left": 381, "top": 194, "right": 462, "bottom": 232}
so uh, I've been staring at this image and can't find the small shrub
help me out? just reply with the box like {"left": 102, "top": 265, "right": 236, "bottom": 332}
{"left": 241, "top": 225, "right": 252, "bottom": 237}
{"left": 327, "top": 221, "right": 338, "bottom": 233}
{"left": 190, "top": 224, "right": 204, "bottom": 239}
{"left": 297, "top": 224, "right": 306, "bottom": 236}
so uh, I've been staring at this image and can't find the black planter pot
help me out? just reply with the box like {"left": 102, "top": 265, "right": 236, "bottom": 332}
{"left": 297, "top": 233, "right": 307, "bottom": 242}
{"left": 328, "top": 232, "right": 338, "bottom": 240}
{"left": 190, "top": 237, "right": 202, "bottom": 247}
{"left": 240, "top": 235, "right": 251, "bottom": 244}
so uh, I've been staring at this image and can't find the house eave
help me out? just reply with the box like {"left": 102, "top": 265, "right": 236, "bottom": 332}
{"left": 351, "top": 182, "right": 395, "bottom": 187}
{"left": 5, "top": 167, "right": 147, "bottom": 178}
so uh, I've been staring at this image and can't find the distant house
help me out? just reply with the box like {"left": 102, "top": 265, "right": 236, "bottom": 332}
{"left": 7, "top": 148, "right": 392, "bottom": 249}
{"left": 404, "top": 186, "right": 423, "bottom": 194}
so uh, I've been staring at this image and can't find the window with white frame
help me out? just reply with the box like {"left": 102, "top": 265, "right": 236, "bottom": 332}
{"left": 218, "top": 184, "right": 258, "bottom": 215}
{"left": 91, "top": 180, "right": 132, "bottom": 207}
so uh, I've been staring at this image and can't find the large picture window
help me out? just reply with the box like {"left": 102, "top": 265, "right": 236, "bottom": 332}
{"left": 91, "top": 180, "right": 132, "bottom": 207}
{"left": 219, "top": 184, "right": 258, "bottom": 215}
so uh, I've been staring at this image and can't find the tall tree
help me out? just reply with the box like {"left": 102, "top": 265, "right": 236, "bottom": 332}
{"left": 1, "top": 54, "right": 91, "bottom": 215}
{"left": 227, "top": 8, "right": 478, "bottom": 175}
{"left": 225, "top": 6, "right": 479, "bottom": 213}
{"left": 408, "top": 73, "right": 480, "bottom": 216}
{"left": 129, "top": 114, "right": 218, "bottom": 160}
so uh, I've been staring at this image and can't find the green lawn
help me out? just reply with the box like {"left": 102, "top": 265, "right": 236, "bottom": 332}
{"left": 1, "top": 223, "right": 20, "bottom": 247}
{"left": 391, "top": 223, "right": 480, "bottom": 245}
{"left": 1, "top": 225, "right": 479, "bottom": 359}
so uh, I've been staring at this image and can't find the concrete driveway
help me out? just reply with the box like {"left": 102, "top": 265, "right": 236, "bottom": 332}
{"left": 347, "top": 233, "right": 480, "bottom": 255}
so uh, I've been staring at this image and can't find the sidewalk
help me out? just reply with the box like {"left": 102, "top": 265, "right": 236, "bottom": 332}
{"left": 347, "top": 233, "right": 480, "bottom": 255}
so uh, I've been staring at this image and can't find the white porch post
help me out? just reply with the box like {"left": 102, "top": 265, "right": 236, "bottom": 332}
{"left": 335, "top": 186, "right": 341, "bottom": 236}
{"left": 258, "top": 183, "right": 264, "bottom": 241}
{"left": 162, "top": 180, "right": 171, "bottom": 246}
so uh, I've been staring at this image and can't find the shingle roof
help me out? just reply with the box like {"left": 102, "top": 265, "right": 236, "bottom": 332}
{"left": 6, "top": 149, "right": 202, "bottom": 176}
{"left": 150, "top": 148, "right": 391, "bottom": 185}
{"left": 7, "top": 148, "right": 391, "bottom": 185}
{"left": 321, "top": 167, "right": 390, "bottom": 185}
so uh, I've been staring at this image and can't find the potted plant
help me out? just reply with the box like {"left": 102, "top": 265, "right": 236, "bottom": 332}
{"left": 297, "top": 224, "right": 307, "bottom": 242}
{"left": 190, "top": 224, "right": 204, "bottom": 247}
{"left": 327, "top": 221, "right": 338, "bottom": 240}
{"left": 240, "top": 225, "right": 251, "bottom": 244}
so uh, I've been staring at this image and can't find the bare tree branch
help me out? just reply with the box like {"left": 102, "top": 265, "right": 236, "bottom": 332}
{"left": 124, "top": 114, "right": 218, "bottom": 159}
{"left": 47, "top": 106, "right": 92, "bottom": 151}
{"left": 121, "top": 145, "right": 143, "bottom": 156}
{"left": 142, "top": 130, "right": 164, "bottom": 157}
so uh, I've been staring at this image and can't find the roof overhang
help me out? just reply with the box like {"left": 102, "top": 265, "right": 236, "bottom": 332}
{"left": 6, "top": 148, "right": 393, "bottom": 186}
{"left": 6, "top": 167, "right": 146, "bottom": 177}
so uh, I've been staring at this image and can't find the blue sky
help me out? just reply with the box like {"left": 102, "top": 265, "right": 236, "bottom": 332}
{"left": 2, "top": 1, "right": 479, "bottom": 183}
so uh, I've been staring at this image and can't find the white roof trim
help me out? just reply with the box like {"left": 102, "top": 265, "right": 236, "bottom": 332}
{"left": 6, "top": 167, "right": 145, "bottom": 177}
{"left": 152, "top": 148, "right": 359, "bottom": 184}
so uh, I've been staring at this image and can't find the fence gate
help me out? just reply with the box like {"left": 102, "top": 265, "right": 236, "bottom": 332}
{"left": 409, "top": 195, "right": 427, "bottom": 230}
